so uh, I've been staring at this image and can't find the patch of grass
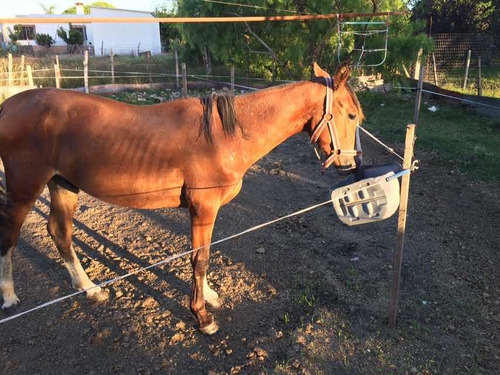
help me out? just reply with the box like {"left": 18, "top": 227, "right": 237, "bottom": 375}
{"left": 358, "top": 91, "right": 500, "bottom": 183}
{"left": 439, "top": 66, "right": 500, "bottom": 98}
{"left": 298, "top": 288, "right": 316, "bottom": 309}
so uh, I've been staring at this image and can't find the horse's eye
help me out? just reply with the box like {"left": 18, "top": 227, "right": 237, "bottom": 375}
{"left": 348, "top": 113, "right": 357, "bottom": 120}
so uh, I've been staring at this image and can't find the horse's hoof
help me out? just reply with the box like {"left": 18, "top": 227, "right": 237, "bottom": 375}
{"left": 199, "top": 319, "right": 219, "bottom": 335}
{"left": 206, "top": 297, "right": 222, "bottom": 309}
{"left": 87, "top": 288, "right": 109, "bottom": 302}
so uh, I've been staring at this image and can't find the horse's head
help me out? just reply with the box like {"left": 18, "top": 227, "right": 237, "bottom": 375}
{"left": 309, "top": 63, "right": 364, "bottom": 175}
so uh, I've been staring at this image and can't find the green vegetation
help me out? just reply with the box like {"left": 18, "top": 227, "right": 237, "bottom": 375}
{"left": 439, "top": 67, "right": 500, "bottom": 98}
{"left": 359, "top": 91, "right": 500, "bottom": 182}
{"left": 57, "top": 27, "right": 85, "bottom": 46}
{"left": 35, "top": 33, "right": 55, "bottom": 47}
{"left": 410, "top": 0, "right": 498, "bottom": 34}
{"left": 177, "top": 0, "right": 430, "bottom": 80}
{"left": 62, "top": 1, "right": 114, "bottom": 14}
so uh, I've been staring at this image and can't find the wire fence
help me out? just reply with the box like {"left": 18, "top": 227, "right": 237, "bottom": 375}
{"left": 423, "top": 33, "right": 499, "bottom": 98}
{"left": 0, "top": 51, "right": 278, "bottom": 90}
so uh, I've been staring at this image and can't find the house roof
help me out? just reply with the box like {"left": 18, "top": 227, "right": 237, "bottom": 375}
{"left": 90, "top": 7, "right": 154, "bottom": 16}
{"left": 11, "top": 7, "right": 154, "bottom": 19}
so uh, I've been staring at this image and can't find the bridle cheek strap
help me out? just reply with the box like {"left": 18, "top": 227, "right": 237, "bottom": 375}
{"left": 310, "top": 76, "right": 363, "bottom": 170}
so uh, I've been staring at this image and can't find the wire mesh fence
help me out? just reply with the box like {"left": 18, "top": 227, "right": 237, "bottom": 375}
{"left": 424, "top": 33, "right": 499, "bottom": 97}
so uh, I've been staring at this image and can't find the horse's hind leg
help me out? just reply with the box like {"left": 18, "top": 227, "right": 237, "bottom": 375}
{"left": 0, "top": 199, "right": 37, "bottom": 311}
{"left": 0, "top": 169, "right": 49, "bottom": 312}
{"left": 47, "top": 177, "right": 108, "bottom": 302}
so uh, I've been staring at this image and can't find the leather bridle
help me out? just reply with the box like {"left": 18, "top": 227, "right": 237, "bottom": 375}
{"left": 310, "top": 76, "right": 362, "bottom": 171}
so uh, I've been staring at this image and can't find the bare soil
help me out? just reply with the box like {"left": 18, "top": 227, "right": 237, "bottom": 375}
{"left": 1, "top": 133, "right": 499, "bottom": 375}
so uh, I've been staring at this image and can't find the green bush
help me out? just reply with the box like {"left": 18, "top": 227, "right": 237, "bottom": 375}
{"left": 36, "top": 33, "right": 55, "bottom": 47}
{"left": 57, "top": 27, "right": 84, "bottom": 46}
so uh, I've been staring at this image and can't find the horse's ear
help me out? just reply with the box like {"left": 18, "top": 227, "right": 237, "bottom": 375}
{"left": 334, "top": 64, "right": 351, "bottom": 89}
{"left": 312, "top": 62, "right": 330, "bottom": 78}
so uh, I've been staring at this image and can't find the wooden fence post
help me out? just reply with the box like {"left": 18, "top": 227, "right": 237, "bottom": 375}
{"left": 463, "top": 49, "right": 471, "bottom": 90}
{"left": 20, "top": 55, "right": 25, "bottom": 85}
{"left": 230, "top": 65, "right": 235, "bottom": 95}
{"left": 83, "top": 50, "right": 89, "bottom": 93}
{"left": 54, "top": 64, "right": 61, "bottom": 88}
{"left": 182, "top": 63, "right": 187, "bottom": 97}
{"left": 477, "top": 56, "right": 482, "bottom": 97}
{"left": 8, "top": 53, "right": 13, "bottom": 87}
{"left": 175, "top": 46, "right": 179, "bottom": 89}
{"left": 110, "top": 48, "right": 115, "bottom": 84}
{"left": 413, "top": 48, "right": 422, "bottom": 80}
{"left": 388, "top": 124, "right": 416, "bottom": 328}
{"left": 388, "top": 64, "right": 423, "bottom": 328}
{"left": 27, "top": 65, "right": 34, "bottom": 87}
{"left": 413, "top": 66, "right": 425, "bottom": 127}
{"left": 431, "top": 53, "right": 438, "bottom": 86}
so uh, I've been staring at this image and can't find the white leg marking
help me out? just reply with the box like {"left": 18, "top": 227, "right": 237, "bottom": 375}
{"left": 64, "top": 247, "right": 108, "bottom": 301}
{"left": 203, "top": 275, "right": 221, "bottom": 308}
{"left": 0, "top": 249, "right": 20, "bottom": 309}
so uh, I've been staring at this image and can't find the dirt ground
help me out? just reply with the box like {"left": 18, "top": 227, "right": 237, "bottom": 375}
{"left": 0, "top": 130, "right": 499, "bottom": 374}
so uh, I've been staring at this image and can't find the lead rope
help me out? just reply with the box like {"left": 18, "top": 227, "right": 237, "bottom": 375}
{"left": 0, "top": 198, "right": 334, "bottom": 324}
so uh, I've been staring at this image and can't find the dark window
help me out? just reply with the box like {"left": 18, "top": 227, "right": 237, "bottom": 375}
{"left": 20, "top": 26, "right": 36, "bottom": 40}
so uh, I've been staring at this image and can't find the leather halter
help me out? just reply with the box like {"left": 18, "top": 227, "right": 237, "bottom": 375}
{"left": 310, "top": 76, "right": 362, "bottom": 171}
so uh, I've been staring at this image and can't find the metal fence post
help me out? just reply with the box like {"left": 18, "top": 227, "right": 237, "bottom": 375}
{"left": 477, "top": 56, "right": 482, "bottom": 96}
{"left": 463, "top": 49, "right": 471, "bottom": 90}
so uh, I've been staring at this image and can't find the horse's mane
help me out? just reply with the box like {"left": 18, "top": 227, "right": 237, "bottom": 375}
{"left": 201, "top": 92, "right": 238, "bottom": 143}
{"left": 199, "top": 78, "right": 363, "bottom": 143}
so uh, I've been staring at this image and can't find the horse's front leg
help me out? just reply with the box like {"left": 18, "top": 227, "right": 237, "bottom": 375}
{"left": 189, "top": 203, "right": 220, "bottom": 335}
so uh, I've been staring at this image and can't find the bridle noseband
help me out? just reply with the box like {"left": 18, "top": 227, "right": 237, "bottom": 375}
{"left": 310, "top": 76, "right": 362, "bottom": 171}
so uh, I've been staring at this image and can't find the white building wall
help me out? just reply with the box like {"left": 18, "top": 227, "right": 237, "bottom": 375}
{"left": 1, "top": 8, "right": 161, "bottom": 56}
{"left": 2, "top": 14, "right": 87, "bottom": 46}
{"left": 90, "top": 7, "right": 161, "bottom": 56}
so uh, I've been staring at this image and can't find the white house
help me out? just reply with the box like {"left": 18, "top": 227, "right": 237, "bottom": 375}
{"left": 0, "top": 3, "right": 162, "bottom": 56}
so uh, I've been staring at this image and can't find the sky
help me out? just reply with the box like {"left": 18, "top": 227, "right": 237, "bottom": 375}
{"left": 0, "top": 0, "right": 175, "bottom": 17}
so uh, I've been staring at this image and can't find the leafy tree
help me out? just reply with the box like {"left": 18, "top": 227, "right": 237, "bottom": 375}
{"left": 36, "top": 33, "right": 55, "bottom": 47}
{"left": 411, "top": 0, "right": 497, "bottom": 34}
{"left": 63, "top": 1, "right": 114, "bottom": 14}
{"left": 57, "top": 27, "right": 85, "bottom": 45}
{"left": 176, "top": 0, "right": 431, "bottom": 80}
{"left": 7, "top": 26, "right": 22, "bottom": 45}
{"left": 39, "top": 3, "right": 56, "bottom": 14}
{"left": 154, "top": 5, "right": 181, "bottom": 51}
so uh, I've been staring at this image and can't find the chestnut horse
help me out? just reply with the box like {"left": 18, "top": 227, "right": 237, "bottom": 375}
{"left": 0, "top": 63, "right": 363, "bottom": 334}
